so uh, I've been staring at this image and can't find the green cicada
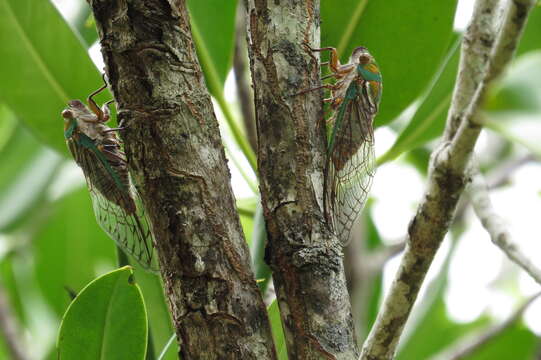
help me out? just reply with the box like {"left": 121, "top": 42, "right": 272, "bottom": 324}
{"left": 61, "top": 77, "right": 158, "bottom": 271}
{"left": 309, "top": 45, "right": 382, "bottom": 245}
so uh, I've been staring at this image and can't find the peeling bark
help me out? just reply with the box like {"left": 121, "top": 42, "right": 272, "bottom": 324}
{"left": 88, "top": 1, "right": 276, "bottom": 358}
{"left": 246, "top": 0, "right": 358, "bottom": 358}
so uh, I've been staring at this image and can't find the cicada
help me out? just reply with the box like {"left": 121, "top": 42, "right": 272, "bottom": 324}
{"left": 61, "top": 77, "right": 158, "bottom": 271}
{"left": 309, "top": 45, "right": 382, "bottom": 245}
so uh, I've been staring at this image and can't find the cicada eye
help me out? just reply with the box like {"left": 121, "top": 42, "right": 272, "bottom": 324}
{"left": 62, "top": 109, "right": 73, "bottom": 119}
{"left": 358, "top": 54, "right": 371, "bottom": 64}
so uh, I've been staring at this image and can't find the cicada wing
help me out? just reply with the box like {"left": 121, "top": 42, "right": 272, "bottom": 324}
{"left": 69, "top": 137, "right": 159, "bottom": 271}
{"left": 325, "top": 86, "right": 375, "bottom": 245}
{"left": 89, "top": 184, "right": 159, "bottom": 271}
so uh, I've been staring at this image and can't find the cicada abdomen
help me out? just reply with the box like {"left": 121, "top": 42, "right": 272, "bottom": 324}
{"left": 62, "top": 79, "right": 158, "bottom": 271}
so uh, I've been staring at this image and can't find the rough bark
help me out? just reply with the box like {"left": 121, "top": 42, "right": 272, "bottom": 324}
{"left": 246, "top": 0, "right": 358, "bottom": 358}
{"left": 88, "top": 1, "right": 276, "bottom": 359}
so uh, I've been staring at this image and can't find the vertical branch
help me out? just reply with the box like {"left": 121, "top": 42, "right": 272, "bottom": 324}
{"left": 88, "top": 0, "right": 276, "bottom": 358}
{"left": 360, "top": 0, "right": 536, "bottom": 359}
{"left": 468, "top": 166, "right": 541, "bottom": 284}
{"left": 246, "top": 0, "right": 358, "bottom": 358}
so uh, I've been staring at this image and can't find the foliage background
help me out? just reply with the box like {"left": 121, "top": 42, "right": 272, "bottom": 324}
{"left": 0, "top": 0, "right": 540, "bottom": 358}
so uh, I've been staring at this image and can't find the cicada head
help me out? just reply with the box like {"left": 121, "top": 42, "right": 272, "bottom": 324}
{"left": 351, "top": 46, "right": 374, "bottom": 65}
{"left": 62, "top": 100, "right": 89, "bottom": 137}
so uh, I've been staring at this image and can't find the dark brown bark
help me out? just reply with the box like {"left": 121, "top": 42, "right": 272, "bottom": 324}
{"left": 246, "top": 0, "right": 358, "bottom": 358}
{"left": 88, "top": 1, "right": 276, "bottom": 359}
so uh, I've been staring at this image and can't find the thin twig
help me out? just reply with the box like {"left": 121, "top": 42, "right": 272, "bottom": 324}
{"left": 468, "top": 165, "right": 541, "bottom": 284}
{"left": 430, "top": 292, "right": 541, "bottom": 360}
{"left": 360, "top": 1, "right": 536, "bottom": 358}
{"left": 0, "top": 284, "right": 28, "bottom": 360}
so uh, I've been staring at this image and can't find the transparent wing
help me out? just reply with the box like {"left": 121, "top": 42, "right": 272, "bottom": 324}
{"left": 325, "top": 84, "right": 375, "bottom": 245}
{"left": 89, "top": 183, "right": 159, "bottom": 271}
{"left": 70, "top": 138, "right": 159, "bottom": 271}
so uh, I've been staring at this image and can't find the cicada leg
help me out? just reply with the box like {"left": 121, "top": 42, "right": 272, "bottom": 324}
{"left": 304, "top": 44, "right": 341, "bottom": 73}
{"left": 294, "top": 83, "right": 340, "bottom": 97}
{"left": 88, "top": 74, "right": 114, "bottom": 123}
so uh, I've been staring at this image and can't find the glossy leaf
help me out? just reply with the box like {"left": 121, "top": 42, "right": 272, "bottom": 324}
{"left": 58, "top": 267, "right": 148, "bottom": 360}
{"left": 378, "top": 37, "right": 461, "bottom": 165}
{"left": 0, "top": 0, "right": 101, "bottom": 154}
{"left": 321, "top": 0, "right": 458, "bottom": 126}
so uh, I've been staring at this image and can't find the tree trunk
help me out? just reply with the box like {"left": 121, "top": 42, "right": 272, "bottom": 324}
{"left": 246, "top": 0, "right": 359, "bottom": 358}
{"left": 88, "top": 0, "right": 276, "bottom": 358}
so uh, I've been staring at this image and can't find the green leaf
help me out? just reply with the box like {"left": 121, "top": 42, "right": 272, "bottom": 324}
{"left": 516, "top": 6, "right": 541, "bottom": 55}
{"left": 58, "top": 267, "right": 148, "bottom": 360}
{"left": 378, "top": 37, "right": 461, "bottom": 165}
{"left": 322, "top": 0, "right": 458, "bottom": 126}
{"left": 0, "top": 104, "right": 17, "bottom": 152}
{"left": 268, "top": 300, "right": 287, "bottom": 360}
{"left": 187, "top": 0, "right": 237, "bottom": 90}
{"left": 0, "top": 0, "right": 101, "bottom": 153}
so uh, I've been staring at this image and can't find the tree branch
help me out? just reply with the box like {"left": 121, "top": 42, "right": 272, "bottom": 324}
{"left": 468, "top": 165, "right": 541, "bottom": 284}
{"left": 88, "top": 1, "right": 276, "bottom": 358}
{"left": 360, "top": 1, "right": 536, "bottom": 358}
{"left": 430, "top": 292, "right": 541, "bottom": 360}
{"left": 246, "top": 0, "right": 359, "bottom": 358}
